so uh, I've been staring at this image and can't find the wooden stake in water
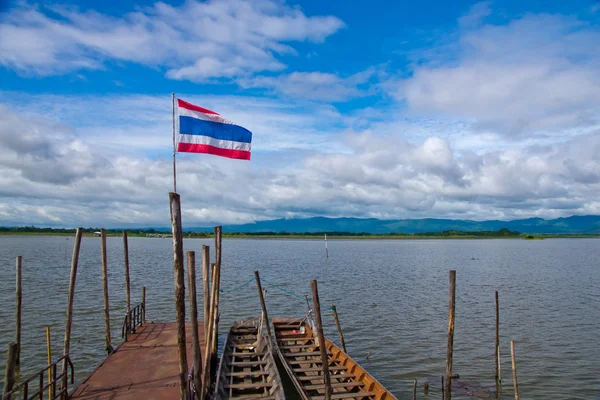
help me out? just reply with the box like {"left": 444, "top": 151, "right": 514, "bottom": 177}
{"left": 123, "top": 230, "right": 131, "bottom": 313}
{"left": 2, "top": 342, "right": 18, "bottom": 397}
{"left": 510, "top": 340, "right": 519, "bottom": 400}
{"left": 325, "top": 233, "right": 328, "bottom": 258}
{"left": 498, "top": 345, "right": 502, "bottom": 383}
{"left": 446, "top": 270, "right": 456, "bottom": 400}
{"left": 311, "top": 280, "right": 331, "bottom": 400}
{"left": 15, "top": 256, "right": 22, "bottom": 366}
{"left": 46, "top": 326, "right": 53, "bottom": 400}
{"left": 254, "top": 270, "right": 274, "bottom": 352}
{"left": 331, "top": 304, "right": 347, "bottom": 353}
{"left": 187, "top": 251, "right": 202, "bottom": 399}
{"left": 413, "top": 379, "right": 417, "bottom": 400}
{"left": 170, "top": 192, "right": 188, "bottom": 400}
{"left": 63, "top": 228, "right": 83, "bottom": 373}
{"left": 424, "top": 381, "right": 429, "bottom": 395}
{"left": 100, "top": 229, "right": 112, "bottom": 354}
{"left": 441, "top": 376, "right": 445, "bottom": 400}
{"left": 495, "top": 290, "right": 499, "bottom": 382}
{"left": 212, "top": 227, "right": 222, "bottom": 374}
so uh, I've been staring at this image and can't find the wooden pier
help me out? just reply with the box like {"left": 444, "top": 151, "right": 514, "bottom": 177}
{"left": 70, "top": 322, "right": 205, "bottom": 399}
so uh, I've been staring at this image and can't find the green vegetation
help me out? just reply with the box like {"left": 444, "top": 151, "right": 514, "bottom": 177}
{"left": 1, "top": 226, "right": 598, "bottom": 239}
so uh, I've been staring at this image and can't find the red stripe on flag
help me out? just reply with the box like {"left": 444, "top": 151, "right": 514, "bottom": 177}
{"left": 177, "top": 143, "right": 251, "bottom": 160}
{"left": 177, "top": 99, "right": 219, "bottom": 115}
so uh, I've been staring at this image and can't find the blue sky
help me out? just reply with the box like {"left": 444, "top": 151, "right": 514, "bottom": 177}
{"left": 1, "top": 0, "right": 599, "bottom": 227}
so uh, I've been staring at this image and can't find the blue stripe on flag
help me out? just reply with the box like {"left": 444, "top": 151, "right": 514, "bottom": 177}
{"left": 179, "top": 116, "right": 252, "bottom": 143}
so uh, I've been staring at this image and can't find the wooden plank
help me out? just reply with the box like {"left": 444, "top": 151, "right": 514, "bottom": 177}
{"left": 228, "top": 361, "right": 267, "bottom": 367}
{"left": 294, "top": 366, "right": 347, "bottom": 373}
{"left": 285, "top": 351, "right": 333, "bottom": 357}
{"left": 298, "top": 374, "right": 356, "bottom": 381}
{"left": 311, "top": 392, "right": 375, "bottom": 400}
{"left": 226, "top": 371, "right": 269, "bottom": 378}
{"left": 224, "top": 382, "right": 273, "bottom": 389}
{"left": 304, "top": 381, "right": 364, "bottom": 390}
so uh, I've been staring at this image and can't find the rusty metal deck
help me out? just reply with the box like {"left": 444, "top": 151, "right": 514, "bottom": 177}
{"left": 71, "top": 322, "right": 206, "bottom": 399}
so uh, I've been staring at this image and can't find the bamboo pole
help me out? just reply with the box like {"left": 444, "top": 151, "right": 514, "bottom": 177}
{"left": 201, "top": 264, "right": 219, "bottom": 400}
{"left": 142, "top": 287, "right": 146, "bottom": 323}
{"left": 495, "top": 291, "right": 499, "bottom": 382}
{"left": 445, "top": 270, "right": 456, "bottom": 400}
{"left": 211, "top": 226, "right": 222, "bottom": 376}
{"left": 170, "top": 192, "right": 188, "bottom": 400}
{"left": 187, "top": 251, "right": 203, "bottom": 398}
{"left": 325, "top": 233, "right": 328, "bottom": 258}
{"left": 15, "top": 256, "right": 22, "bottom": 366}
{"left": 210, "top": 261, "right": 220, "bottom": 380}
{"left": 123, "top": 231, "right": 131, "bottom": 313}
{"left": 100, "top": 229, "right": 112, "bottom": 354}
{"left": 63, "top": 227, "right": 83, "bottom": 373}
{"left": 47, "top": 326, "right": 53, "bottom": 400}
{"left": 2, "top": 342, "right": 18, "bottom": 398}
{"left": 311, "top": 280, "right": 331, "bottom": 400}
{"left": 424, "top": 381, "right": 429, "bottom": 395}
{"left": 510, "top": 340, "right": 519, "bottom": 400}
{"left": 498, "top": 345, "right": 502, "bottom": 383}
{"left": 330, "top": 304, "right": 347, "bottom": 353}
{"left": 254, "top": 270, "right": 274, "bottom": 352}
{"left": 202, "top": 245, "right": 210, "bottom": 327}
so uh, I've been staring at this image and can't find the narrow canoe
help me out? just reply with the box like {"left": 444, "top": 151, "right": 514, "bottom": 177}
{"left": 214, "top": 317, "right": 285, "bottom": 399}
{"left": 273, "top": 317, "right": 397, "bottom": 400}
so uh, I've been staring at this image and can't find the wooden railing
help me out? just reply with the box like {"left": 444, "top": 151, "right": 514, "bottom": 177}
{"left": 2, "top": 355, "right": 74, "bottom": 400}
{"left": 121, "top": 301, "right": 145, "bottom": 339}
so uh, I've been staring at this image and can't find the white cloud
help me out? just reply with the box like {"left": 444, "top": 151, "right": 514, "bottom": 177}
{"left": 0, "top": 1, "right": 344, "bottom": 80}
{"left": 239, "top": 68, "right": 379, "bottom": 101}
{"left": 392, "top": 11, "right": 600, "bottom": 135}
{"left": 1, "top": 98, "right": 599, "bottom": 227}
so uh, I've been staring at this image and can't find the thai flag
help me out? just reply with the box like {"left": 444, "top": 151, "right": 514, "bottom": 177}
{"left": 176, "top": 99, "right": 252, "bottom": 160}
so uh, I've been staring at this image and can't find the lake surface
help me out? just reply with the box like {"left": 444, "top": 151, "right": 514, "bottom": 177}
{"left": 0, "top": 236, "right": 599, "bottom": 399}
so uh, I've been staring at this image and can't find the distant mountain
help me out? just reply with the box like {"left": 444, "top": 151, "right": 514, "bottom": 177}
{"left": 187, "top": 215, "right": 600, "bottom": 234}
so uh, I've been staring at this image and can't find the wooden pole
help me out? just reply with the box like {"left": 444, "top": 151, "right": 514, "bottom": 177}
{"left": 212, "top": 226, "right": 222, "bottom": 376}
{"left": 413, "top": 379, "right": 417, "bottom": 400}
{"left": 46, "top": 326, "right": 53, "bottom": 400}
{"left": 100, "top": 229, "right": 112, "bottom": 354}
{"left": 201, "top": 263, "right": 219, "bottom": 400}
{"left": 187, "top": 251, "right": 203, "bottom": 398}
{"left": 330, "top": 304, "right": 347, "bottom": 353}
{"left": 254, "top": 270, "right": 274, "bottom": 352}
{"left": 63, "top": 228, "right": 83, "bottom": 369}
{"left": 325, "top": 234, "right": 328, "bottom": 258}
{"left": 123, "top": 230, "right": 131, "bottom": 313}
{"left": 170, "top": 192, "right": 188, "bottom": 400}
{"left": 142, "top": 287, "right": 146, "bottom": 323}
{"left": 424, "top": 381, "right": 429, "bottom": 395}
{"left": 15, "top": 256, "right": 22, "bottom": 366}
{"left": 495, "top": 290, "right": 499, "bottom": 382}
{"left": 2, "top": 342, "right": 18, "bottom": 398}
{"left": 311, "top": 280, "right": 331, "bottom": 400}
{"left": 510, "top": 340, "right": 519, "bottom": 400}
{"left": 202, "top": 245, "right": 211, "bottom": 327}
{"left": 445, "top": 270, "right": 456, "bottom": 400}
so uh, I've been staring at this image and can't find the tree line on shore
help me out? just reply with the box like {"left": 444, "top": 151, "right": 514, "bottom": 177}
{"left": 0, "top": 226, "right": 523, "bottom": 237}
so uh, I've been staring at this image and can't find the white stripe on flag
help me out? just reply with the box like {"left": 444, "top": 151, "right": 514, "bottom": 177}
{"left": 178, "top": 134, "right": 251, "bottom": 151}
{"left": 178, "top": 107, "right": 235, "bottom": 125}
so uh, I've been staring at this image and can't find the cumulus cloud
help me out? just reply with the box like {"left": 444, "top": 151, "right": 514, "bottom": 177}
{"left": 393, "top": 10, "right": 600, "bottom": 135}
{"left": 0, "top": 0, "right": 344, "bottom": 81}
{"left": 1, "top": 97, "right": 599, "bottom": 227}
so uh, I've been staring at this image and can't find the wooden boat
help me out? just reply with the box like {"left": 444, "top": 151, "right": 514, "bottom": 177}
{"left": 273, "top": 317, "right": 397, "bottom": 400}
{"left": 214, "top": 317, "right": 285, "bottom": 399}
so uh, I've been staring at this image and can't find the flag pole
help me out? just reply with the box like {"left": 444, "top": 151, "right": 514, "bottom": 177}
{"left": 172, "top": 92, "right": 177, "bottom": 193}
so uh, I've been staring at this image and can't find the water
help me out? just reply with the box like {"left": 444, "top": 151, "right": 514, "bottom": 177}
{"left": 1, "top": 236, "right": 599, "bottom": 399}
